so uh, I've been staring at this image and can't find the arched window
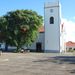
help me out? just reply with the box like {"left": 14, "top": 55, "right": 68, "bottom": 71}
{"left": 50, "top": 17, "right": 54, "bottom": 24}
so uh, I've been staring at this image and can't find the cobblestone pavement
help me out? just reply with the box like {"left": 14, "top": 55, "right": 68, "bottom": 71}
{"left": 0, "top": 52, "right": 75, "bottom": 75}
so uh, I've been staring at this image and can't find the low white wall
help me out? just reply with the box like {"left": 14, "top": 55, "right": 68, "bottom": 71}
{"left": 28, "top": 33, "right": 44, "bottom": 51}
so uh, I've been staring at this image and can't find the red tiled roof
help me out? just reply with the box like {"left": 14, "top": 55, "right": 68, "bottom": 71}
{"left": 38, "top": 26, "right": 44, "bottom": 33}
{"left": 21, "top": 26, "right": 44, "bottom": 33}
{"left": 66, "top": 41, "right": 75, "bottom": 47}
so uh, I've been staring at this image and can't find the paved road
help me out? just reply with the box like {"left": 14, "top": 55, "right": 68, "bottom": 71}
{"left": 0, "top": 52, "right": 75, "bottom": 75}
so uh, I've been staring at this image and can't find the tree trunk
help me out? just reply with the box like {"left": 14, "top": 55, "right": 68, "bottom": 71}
{"left": 15, "top": 46, "right": 21, "bottom": 52}
{"left": 17, "top": 46, "right": 19, "bottom": 52}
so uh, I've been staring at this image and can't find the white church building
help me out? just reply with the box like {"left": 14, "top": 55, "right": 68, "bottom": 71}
{"left": 27, "top": 1, "right": 65, "bottom": 53}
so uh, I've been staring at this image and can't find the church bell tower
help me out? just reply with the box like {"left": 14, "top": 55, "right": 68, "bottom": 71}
{"left": 44, "top": 1, "right": 61, "bottom": 52}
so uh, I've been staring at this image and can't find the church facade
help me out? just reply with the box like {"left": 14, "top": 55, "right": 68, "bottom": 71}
{"left": 27, "top": 1, "right": 65, "bottom": 53}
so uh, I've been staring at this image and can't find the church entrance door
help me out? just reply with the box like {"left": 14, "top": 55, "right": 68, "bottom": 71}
{"left": 36, "top": 42, "right": 42, "bottom": 52}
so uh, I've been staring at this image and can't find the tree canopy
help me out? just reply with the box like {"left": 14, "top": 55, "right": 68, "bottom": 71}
{"left": 0, "top": 10, "right": 43, "bottom": 52}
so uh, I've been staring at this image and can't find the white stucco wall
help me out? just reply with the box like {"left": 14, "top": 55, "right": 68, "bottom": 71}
{"left": 66, "top": 46, "right": 75, "bottom": 50}
{"left": 44, "top": 2, "right": 60, "bottom": 52}
{"left": 28, "top": 33, "right": 44, "bottom": 51}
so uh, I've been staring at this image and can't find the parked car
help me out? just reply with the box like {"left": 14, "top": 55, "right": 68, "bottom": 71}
{"left": 0, "top": 43, "right": 17, "bottom": 52}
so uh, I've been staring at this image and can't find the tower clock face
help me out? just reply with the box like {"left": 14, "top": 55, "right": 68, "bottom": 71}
{"left": 50, "top": 9, "right": 53, "bottom": 13}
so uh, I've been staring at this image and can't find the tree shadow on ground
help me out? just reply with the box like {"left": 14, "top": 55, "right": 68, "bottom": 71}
{"left": 50, "top": 56, "right": 75, "bottom": 64}
{"left": 33, "top": 56, "right": 75, "bottom": 74}
{"left": 69, "top": 69, "right": 75, "bottom": 74}
{"left": 33, "top": 56, "right": 75, "bottom": 64}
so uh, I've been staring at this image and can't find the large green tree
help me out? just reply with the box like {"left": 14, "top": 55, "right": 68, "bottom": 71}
{"left": 0, "top": 10, "right": 43, "bottom": 52}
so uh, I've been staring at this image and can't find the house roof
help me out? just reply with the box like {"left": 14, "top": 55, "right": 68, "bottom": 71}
{"left": 38, "top": 26, "right": 44, "bottom": 33}
{"left": 66, "top": 41, "right": 75, "bottom": 47}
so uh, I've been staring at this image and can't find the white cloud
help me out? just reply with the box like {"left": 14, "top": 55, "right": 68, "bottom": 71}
{"left": 73, "top": 16, "right": 75, "bottom": 20}
{"left": 61, "top": 18, "right": 75, "bottom": 42}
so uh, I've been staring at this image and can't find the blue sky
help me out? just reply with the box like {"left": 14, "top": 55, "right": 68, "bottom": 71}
{"left": 0, "top": 0, "right": 75, "bottom": 42}
{"left": 0, "top": 0, "right": 75, "bottom": 20}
